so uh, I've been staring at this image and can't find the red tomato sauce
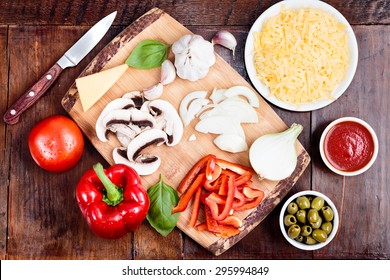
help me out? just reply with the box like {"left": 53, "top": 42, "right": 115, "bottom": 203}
{"left": 324, "top": 121, "right": 374, "bottom": 172}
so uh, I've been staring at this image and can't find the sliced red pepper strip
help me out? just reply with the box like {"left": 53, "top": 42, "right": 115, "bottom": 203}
{"left": 206, "top": 192, "right": 226, "bottom": 204}
{"left": 235, "top": 171, "right": 253, "bottom": 187}
{"left": 205, "top": 205, "right": 221, "bottom": 234}
{"left": 196, "top": 222, "right": 208, "bottom": 231}
{"left": 216, "top": 224, "right": 241, "bottom": 238}
{"left": 218, "top": 174, "right": 229, "bottom": 196}
{"left": 218, "top": 215, "right": 243, "bottom": 228}
{"left": 205, "top": 175, "right": 235, "bottom": 221}
{"left": 205, "top": 155, "right": 216, "bottom": 180}
{"left": 172, "top": 173, "right": 205, "bottom": 214}
{"left": 178, "top": 154, "right": 216, "bottom": 193}
{"left": 216, "top": 158, "right": 253, "bottom": 175}
{"left": 189, "top": 186, "right": 202, "bottom": 227}
{"left": 234, "top": 190, "right": 265, "bottom": 211}
{"left": 232, "top": 185, "right": 246, "bottom": 209}
{"left": 243, "top": 186, "right": 265, "bottom": 199}
{"left": 221, "top": 169, "right": 238, "bottom": 177}
{"left": 203, "top": 175, "right": 223, "bottom": 191}
{"left": 208, "top": 164, "right": 222, "bottom": 182}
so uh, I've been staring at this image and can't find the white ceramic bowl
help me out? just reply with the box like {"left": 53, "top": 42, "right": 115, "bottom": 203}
{"left": 244, "top": 0, "right": 359, "bottom": 112}
{"left": 319, "top": 117, "right": 379, "bottom": 176}
{"left": 279, "top": 190, "right": 339, "bottom": 250}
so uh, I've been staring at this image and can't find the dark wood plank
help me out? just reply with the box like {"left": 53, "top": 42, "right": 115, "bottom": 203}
{"left": 0, "top": 0, "right": 387, "bottom": 26}
{"left": 311, "top": 26, "right": 390, "bottom": 259}
{"left": 0, "top": 26, "right": 9, "bottom": 260}
{"left": 5, "top": 25, "right": 137, "bottom": 259}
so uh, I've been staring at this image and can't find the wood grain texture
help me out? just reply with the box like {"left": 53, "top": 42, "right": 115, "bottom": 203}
{"left": 311, "top": 26, "right": 390, "bottom": 259}
{"left": 6, "top": 25, "right": 132, "bottom": 260}
{"left": 0, "top": 1, "right": 388, "bottom": 26}
{"left": 0, "top": 26, "right": 9, "bottom": 260}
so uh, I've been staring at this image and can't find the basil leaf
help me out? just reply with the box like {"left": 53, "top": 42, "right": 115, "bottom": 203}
{"left": 146, "top": 175, "right": 179, "bottom": 237}
{"left": 126, "top": 40, "right": 169, "bottom": 69}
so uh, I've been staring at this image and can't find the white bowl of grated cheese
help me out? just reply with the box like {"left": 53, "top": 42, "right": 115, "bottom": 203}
{"left": 244, "top": 0, "right": 358, "bottom": 112}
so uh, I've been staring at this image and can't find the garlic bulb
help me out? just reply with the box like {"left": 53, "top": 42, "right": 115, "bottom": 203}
{"left": 172, "top": 34, "right": 216, "bottom": 82}
{"left": 249, "top": 123, "right": 303, "bottom": 181}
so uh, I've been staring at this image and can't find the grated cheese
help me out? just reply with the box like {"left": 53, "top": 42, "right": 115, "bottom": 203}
{"left": 253, "top": 7, "right": 350, "bottom": 105}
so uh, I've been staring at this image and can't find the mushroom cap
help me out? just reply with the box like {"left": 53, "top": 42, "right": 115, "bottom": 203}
{"left": 148, "top": 99, "right": 184, "bottom": 146}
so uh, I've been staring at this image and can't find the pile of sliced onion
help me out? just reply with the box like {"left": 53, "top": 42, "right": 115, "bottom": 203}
{"left": 179, "top": 85, "right": 260, "bottom": 153}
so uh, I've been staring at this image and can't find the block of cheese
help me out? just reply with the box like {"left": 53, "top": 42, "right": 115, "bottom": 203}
{"left": 76, "top": 64, "right": 129, "bottom": 112}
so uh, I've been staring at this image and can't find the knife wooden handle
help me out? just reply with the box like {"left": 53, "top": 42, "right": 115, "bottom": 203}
{"left": 3, "top": 63, "right": 63, "bottom": 125}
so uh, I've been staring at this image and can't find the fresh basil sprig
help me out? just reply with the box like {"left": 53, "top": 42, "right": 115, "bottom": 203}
{"left": 126, "top": 40, "right": 169, "bottom": 69}
{"left": 146, "top": 175, "right": 179, "bottom": 237}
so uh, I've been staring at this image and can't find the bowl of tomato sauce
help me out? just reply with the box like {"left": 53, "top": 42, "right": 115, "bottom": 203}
{"left": 319, "top": 117, "right": 378, "bottom": 176}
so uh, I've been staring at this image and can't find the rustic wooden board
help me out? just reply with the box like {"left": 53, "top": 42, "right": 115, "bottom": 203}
{"left": 62, "top": 8, "right": 310, "bottom": 256}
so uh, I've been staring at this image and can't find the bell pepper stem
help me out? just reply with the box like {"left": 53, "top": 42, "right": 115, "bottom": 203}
{"left": 93, "top": 163, "right": 123, "bottom": 206}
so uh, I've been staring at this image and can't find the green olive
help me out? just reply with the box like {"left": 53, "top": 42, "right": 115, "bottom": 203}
{"left": 304, "top": 236, "right": 318, "bottom": 245}
{"left": 321, "top": 221, "right": 333, "bottom": 235}
{"left": 296, "top": 196, "right": 310, "bottom": 210}
{"left": 295, "top": 235, "right": 304, "bottom": 243}
{"left": 287, "top": 224, "right": 301, "bottom": 239}
{"left": 284, "top": 214, "right": 297, "bottom": 227}
{"left": 310, "top": 216, "right": 322, "bottom": 229}
{"left": 312, "top": 229, "right": 328, "bottom": 243}
{"left": 311, "top": 197, "right": 325, "bottom": 210}
{"left": 321, "top": 206, "right": 334, "bottom": 222}
{"left": 301, "top": 225, "right": 312, "bottom": 237}
{"left": 296, "top": 210, "right": 307, "bottom": 224}
{"left": 287, "top": 202, "right": 299, "bottom": 215}
{"left": 307, "top": 209, "right": 320, "bottom": 223}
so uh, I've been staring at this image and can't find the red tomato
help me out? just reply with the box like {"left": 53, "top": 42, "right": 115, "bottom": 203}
{"left": 28, "top": 115, "right": 84, "bottom": 172}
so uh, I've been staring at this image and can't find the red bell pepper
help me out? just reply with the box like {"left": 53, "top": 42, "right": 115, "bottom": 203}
{"left": 75, "top": 163, "right": 149, "bottom": 239}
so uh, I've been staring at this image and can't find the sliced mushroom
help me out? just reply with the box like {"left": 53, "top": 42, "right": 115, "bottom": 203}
{"left": 101, "top": 109, "right": 132, "bottom": 140}
{"left": 126, "top": 129, "right": 167, "bottom": 161}
{"left": 96, "top": 98, "right": 135, "bottom": 142}
{"left": 112, "top": 147, "right": 161, "bottom": 176}
{"left": 112, "top": 129, "right": 168, "bottom": 175}
{"left": 116, "top": 131, "right": 132, "bottom": 147}
{"left": 123, "top": 91, "right": 144, "bottom": 109}
{"left": 130, "top": 109, "right": 156, "bottom": 129}
{"left": 148, "top": 99, "right": 184, "bottom": 146}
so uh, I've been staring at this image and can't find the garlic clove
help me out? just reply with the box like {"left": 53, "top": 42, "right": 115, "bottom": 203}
{"left": 143, "top": 83, "right": 163, "bottom": 100}
{"left": 212, "top": 30, "right": 237, "bottom": 57}
{"left": 160, "top": 60, "right": 176, "bottom": 85}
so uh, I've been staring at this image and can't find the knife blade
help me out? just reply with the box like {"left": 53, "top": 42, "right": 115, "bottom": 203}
{"left": 3, "top": 11, "right": 117, "bottom": 125}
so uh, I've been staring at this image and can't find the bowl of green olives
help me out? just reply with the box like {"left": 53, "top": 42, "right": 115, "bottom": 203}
{"left": 279, "top": 191, "right": 339, "bottom": 250}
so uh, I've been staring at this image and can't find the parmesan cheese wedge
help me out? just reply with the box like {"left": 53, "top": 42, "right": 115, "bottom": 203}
{"left": 76, "top": 64, "right": 129, "bottom": 112}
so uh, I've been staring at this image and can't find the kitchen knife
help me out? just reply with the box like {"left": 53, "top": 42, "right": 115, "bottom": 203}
{"left": 3, "top": 11, "right": 117, "bottom": 125}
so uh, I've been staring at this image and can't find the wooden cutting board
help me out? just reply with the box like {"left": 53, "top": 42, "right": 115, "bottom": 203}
{"left": 62, "top": 8, "right": 310, "bottom": 256}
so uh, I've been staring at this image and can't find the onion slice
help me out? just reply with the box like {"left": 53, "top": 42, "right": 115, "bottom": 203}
{"left": 223, "top": 85, "right": 260, "bottom": 108}
{"left": 214, "top": 134, "right": 248, "bottom": 153}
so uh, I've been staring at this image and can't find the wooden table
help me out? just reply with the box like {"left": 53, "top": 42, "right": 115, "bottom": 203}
{"left": 0, "top": 0, "right": 389, "bottom": 260}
